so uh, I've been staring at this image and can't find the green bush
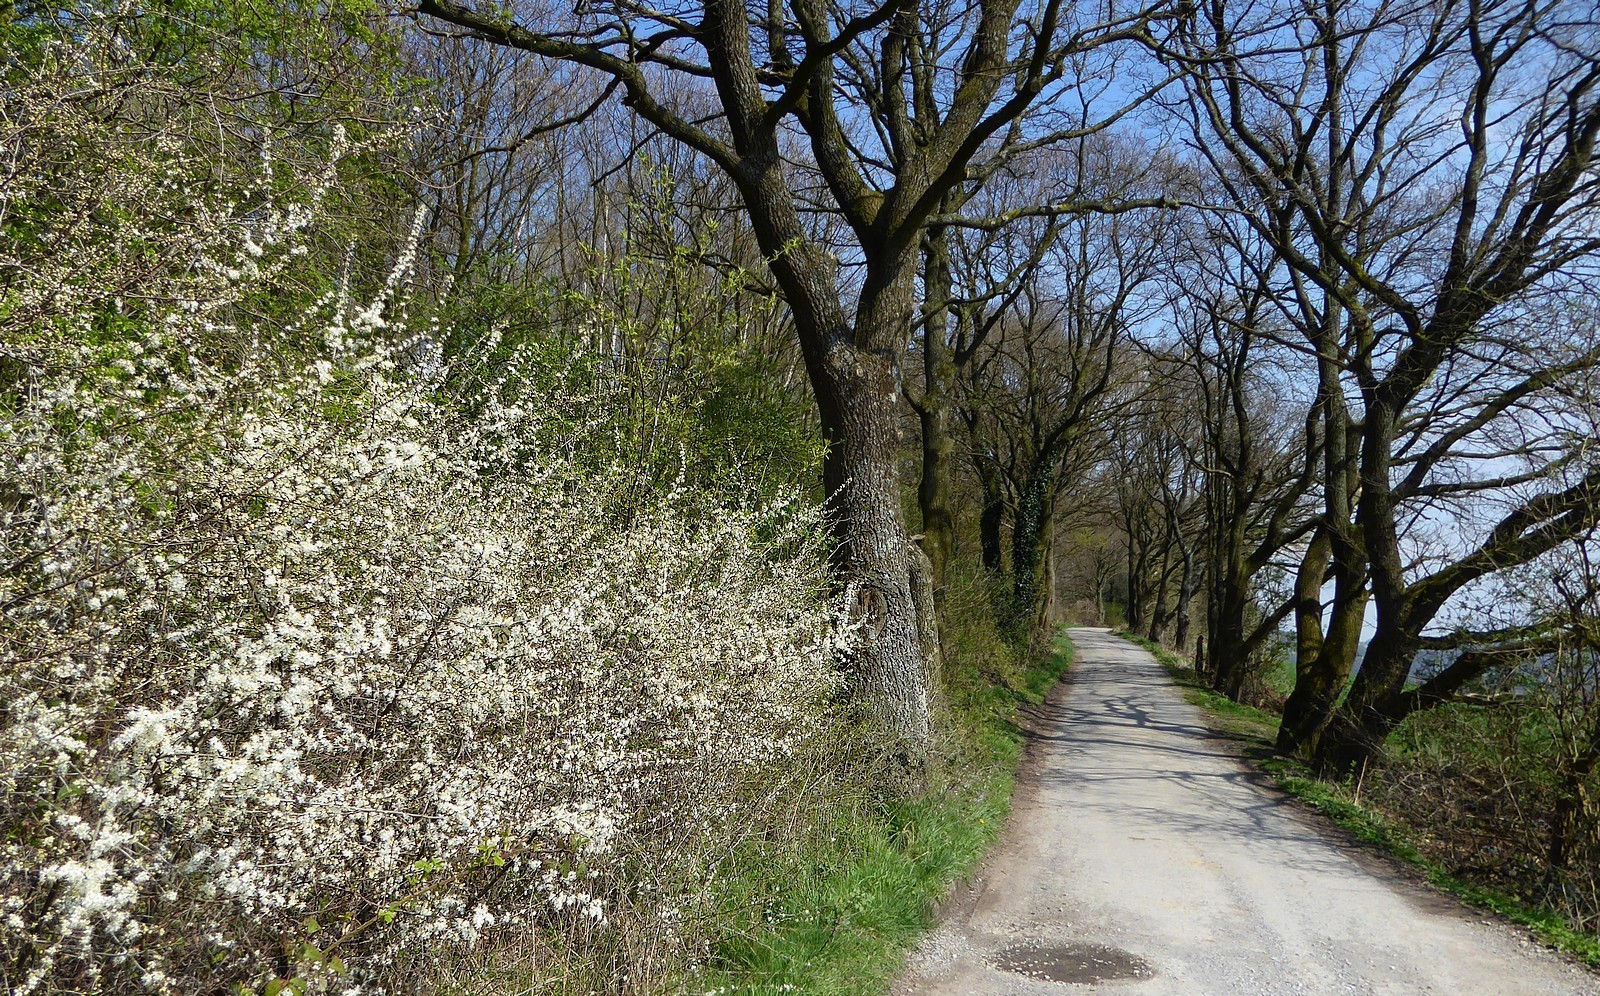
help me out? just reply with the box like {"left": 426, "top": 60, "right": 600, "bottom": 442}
{"left": 681, "top": 559, "right": 1073, "bottom": 994}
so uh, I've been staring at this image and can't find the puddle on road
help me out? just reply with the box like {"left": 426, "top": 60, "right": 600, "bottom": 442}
{"left": 990, "top": 941, "right": 1154, "bottom": 985}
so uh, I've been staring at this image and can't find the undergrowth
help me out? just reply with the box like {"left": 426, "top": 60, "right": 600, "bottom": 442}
{"left": 1117, "top": 632, "right": 1600, "bottom": 971}
{"left": 686, "top": 591, "right": 1075, "bottom": 994}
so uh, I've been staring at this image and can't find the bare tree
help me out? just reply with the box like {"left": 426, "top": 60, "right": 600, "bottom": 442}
{"left": 1164, "top": 208, "right": 1321, "bottom": 698}
{"left": 411, "top": 0, "right": 1178, "bottom": 747}
{"left": 1169, "top": 0, "right": 1600, "bottom": 770}
{"left": 956, "top": 191, "right": 1166, "bottom": 635}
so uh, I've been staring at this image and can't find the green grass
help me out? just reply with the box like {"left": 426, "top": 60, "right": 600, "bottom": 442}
{"left": 1266, "top": 765, "right": 1600, "bottom": 968}
{"left": 1118, "top": 632, "right": 1600, "bottom": 971}
{"left": 689, "top": 632, "right": 1075, "bottom": 994}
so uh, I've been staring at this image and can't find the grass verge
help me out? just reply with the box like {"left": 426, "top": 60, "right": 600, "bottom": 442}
{"left": 687, "top": 631, "right": 1075, "bottom": 994}
{"left": 1115, "top": 631, "right": 1600, "bottom": 970}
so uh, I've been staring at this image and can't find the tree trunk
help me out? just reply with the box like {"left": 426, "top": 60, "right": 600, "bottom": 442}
{"left": 1040, "top": 537, "right": 1057, "bottom": 632}
{"left": 809, "top": 284, "right": 930, "bottom": 750}
{"left": 1548, "top": 728, "right": 1599, "bottom": 870}
{"left": 907, "top": 538, "right": 943, "bottom": 705}
{"left": 1147, "top": 543, "right": 1173, "bottom": 645}
{"left": 1011, "top": 459, "right": 1057, "bottom": 634}
{"left": 1278, "top": 527, "right": 1336, "bottom": 754}
{"left": 916, "top": 226, "right": 956, "bottom": 600}
{"left": 809, "top": 344, "right": 929, "bottom": 746}
{"left": 1280, "top": 313, "right": 1366, "bottom": 755}
{"left": 1207, "top": 545, "right": 1249, "bottom": 696}
{"left": 961, "top": 403, "right": 1008, "bottom": 577}
{"left": 738, "top": 162, "right": 932, "bottom": 750}
{"left": 1277, "top": 568, "right": 1365, "bottom": 756}
{"left": 1174, "top": 540, "right": 1196, "bottom": 651}
{"left": 1313, "top": 394, "right": 1405, "bottom": 774}
{"left": 1125, "top": 535, "right": 1146, "bottom": 634}
{"left": 1147, "top": 592, "right": 1170, "bottom": 645}
{"left": 975, "top": 455, "right": 1006, "bottom": 574}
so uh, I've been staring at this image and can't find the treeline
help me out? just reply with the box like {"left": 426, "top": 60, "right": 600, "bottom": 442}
{"left": 4, "top": 0, "right": 1600, "bottom": 991}
{"left": 1043, "top": 0, "right": 1600, "bottom": 937}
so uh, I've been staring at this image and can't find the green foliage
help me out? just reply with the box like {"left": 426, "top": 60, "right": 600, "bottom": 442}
{"left": 1267, "top": 769, "right": 1426, "bottom": 862}
{"left": 1, "top": 0, "right": 420, "bottom": 374}
{"left": 438, "top": 167, "right": 824, "bottom": 507}
{"left": 1385, "top": 699, "right": 1559, "bottom": 781}
{"left": 1369, "top": 695, "right": 1600, "bottom": 935}
{"left": 691, "top": 774, "right": 1011, "bottom": 995}
{"left": 1266, "top": 763, "right": 1600, "bottom": 968}
{"left": 6, "top": 1, "right": 396, "bottom": 85}
{"left": 687, "top": 594, "right": 1074, "bottom": 994}
{"left": 572, "top": 168, "right": 823, "bottom": 499}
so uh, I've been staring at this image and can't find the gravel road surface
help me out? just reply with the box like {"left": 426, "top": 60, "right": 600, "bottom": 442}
{"left": 896, "top": 628, "right": 1598, "bottom": 995}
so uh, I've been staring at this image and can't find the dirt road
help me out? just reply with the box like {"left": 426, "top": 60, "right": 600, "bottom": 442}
{"left": 896, "top": 628, "right": 1597, "bottom": 995}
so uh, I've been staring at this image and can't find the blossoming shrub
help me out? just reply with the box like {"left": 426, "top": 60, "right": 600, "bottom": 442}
{"left": 1, "top": 31, "right": 843, "bottom": 995}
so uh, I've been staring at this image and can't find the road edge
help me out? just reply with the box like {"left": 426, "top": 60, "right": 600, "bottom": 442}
{"left": 1113, "top": 630, "right": 1600, "bottom": 976}
{"left": 893, "top": 629, "right": 1089, "bottom": 975}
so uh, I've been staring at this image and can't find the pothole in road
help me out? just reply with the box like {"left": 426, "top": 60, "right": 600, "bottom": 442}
{"left": 990, "top": 941, "right": 1154, "bottom": 985}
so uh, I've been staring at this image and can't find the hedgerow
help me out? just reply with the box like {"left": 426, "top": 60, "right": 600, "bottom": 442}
{"left": 1, "top": 27, "right": 845, "bottom": 993}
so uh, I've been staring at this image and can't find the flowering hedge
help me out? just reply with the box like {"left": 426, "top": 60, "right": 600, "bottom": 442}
{"left": 1, "top": 35, "right": 843, "bottom": 994}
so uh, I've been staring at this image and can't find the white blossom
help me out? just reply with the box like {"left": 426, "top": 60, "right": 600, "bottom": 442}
{"left": 1, "top": 23, "right": 846, "bottom": 995}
